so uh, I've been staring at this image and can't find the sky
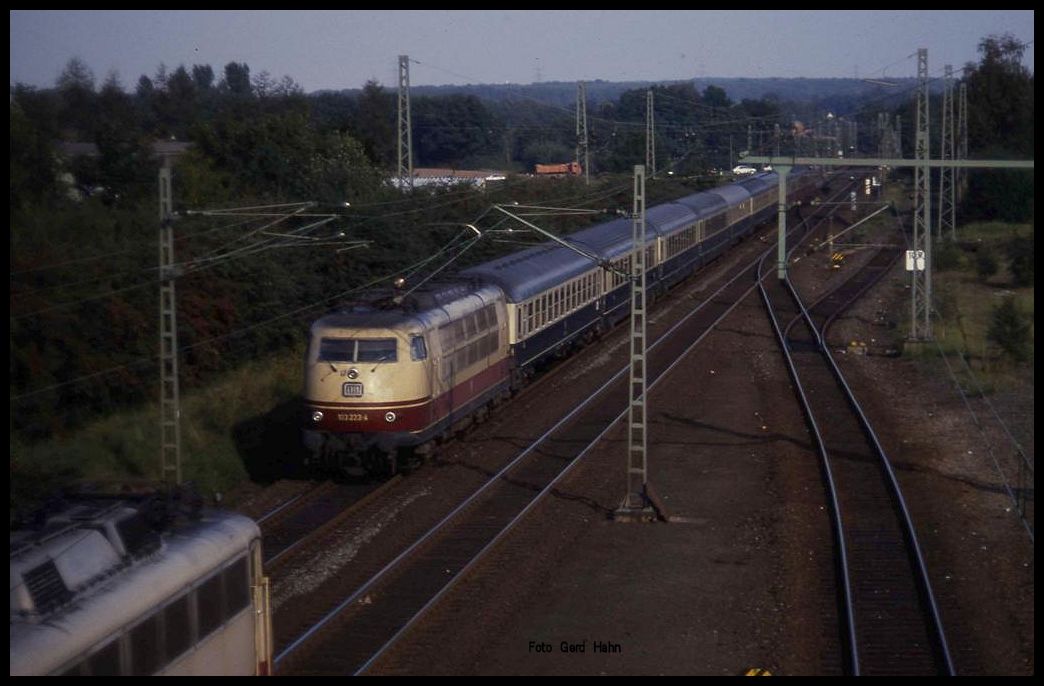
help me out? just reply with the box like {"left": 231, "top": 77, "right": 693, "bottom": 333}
{"left": 9, "top": 10, "right": 1035, "bottom": 92}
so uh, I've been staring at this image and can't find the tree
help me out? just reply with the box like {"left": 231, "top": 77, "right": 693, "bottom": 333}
{"left": 10, "top": 100, "right": 59, "bottom": 208}
{"left": 95, "top": 72, "right": 149, "bottom": 201}
{"left": 1008, "top": 235, "right": 1034, "bottom": 287}
{"left": 192, "top": 64, "right": 215, "bottom": 91}
{"left": 352, "top": 80, "right": 396, "bottom": 168}
{"left": 974, "top": 247, "right": 998, "bottom": 282}
{"left": 56, "top": 57, "right": 97, "bottom": 137}
{"left": 306, "top": 131, "right": 382, "bottom": 205}
{"left": 412, "top": 94, "right": 500, "bottom": 167}
{"left": 965, "top": 34, "right": 1033, "bottom": 157}
{"left": 252, "top": 70, "right": 277, "bottom": 99}
{"left": 960, "top": 34, "right": 1034, "bottom": 223}
{"left": 987, "top": 296, "right": 1031, "bottom": 364}
{"left": 223, "top": 62, "right": 252, "bottom": 96}
{"left": 702, "top": 85, "right": 732, "bottom": 109}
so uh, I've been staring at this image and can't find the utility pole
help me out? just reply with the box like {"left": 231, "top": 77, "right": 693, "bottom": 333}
{"left": 158, "top": 158, "right": 181, "bottom": 486}
{"left": 576, "top": 81, "right": 589, "bottom": 185}
{"left": 877, "top": 113, "right": 890, "bottom": 193}
{"left": 938, "top": 64, "right": 956, "bottom": 242}
{"left": 775, "top": 165, "right": 791, "bottom": 279}
{"left": 878, "top": 113, "right": 886, "bottom": 159}
{"left": 397, "top": 55, "right": 413, "bottom": 190}
{"left": 645, "top": 89, "right": 656, "bottom": 176}
{"left": 895, "top": 114, "right": 902, "bottom": 159}
{"left": 911, "top": 47, "right": 932, "bottom": 341}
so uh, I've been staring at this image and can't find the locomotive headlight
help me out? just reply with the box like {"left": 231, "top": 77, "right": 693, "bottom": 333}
{"left": 384, "top": 411, "right": 397, "bottom": 423}
{"left": 311, "top": 410, "right": 324, "bottom": 423}
{"left": 347, "top": 368, "right": 359, "bottom": 380}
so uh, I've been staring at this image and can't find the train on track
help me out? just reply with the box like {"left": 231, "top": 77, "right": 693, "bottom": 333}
{"left": 303, "top": 169, "right": 819, "bottom": 475}
{"left": 10, "top": 490, "right": 273, "bottom": 676}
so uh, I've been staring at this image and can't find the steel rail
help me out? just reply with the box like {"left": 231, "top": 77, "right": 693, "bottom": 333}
{"left": 760, "top": 188, "right": 955, "bottom": 675}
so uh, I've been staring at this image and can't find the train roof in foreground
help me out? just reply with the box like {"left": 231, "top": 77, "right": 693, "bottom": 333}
{"left": 10, "top": 495, "right": 259, "bottom": 676}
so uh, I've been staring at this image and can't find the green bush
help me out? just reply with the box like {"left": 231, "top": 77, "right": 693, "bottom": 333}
{"left": 975, "top": 248, "right": 999, "bottom": 282}
{"left": 933, "top": 240, "right": 963, "bottom": 271}
{"left": 1008, "top": 235, "right": 1034, "bottom": 287}
{"left": 987, "top": 296, "right": 1031, "bottom": 364}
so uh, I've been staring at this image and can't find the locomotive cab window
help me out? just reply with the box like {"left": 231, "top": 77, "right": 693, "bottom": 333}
{"left": 318, "top": 338, "right": 397, "bottom": 363}
{"left": 410, "top": 335, "right": 428, "bottom": 361}
{"left": 356, "top": 339, "right": 396, "bottom": 363}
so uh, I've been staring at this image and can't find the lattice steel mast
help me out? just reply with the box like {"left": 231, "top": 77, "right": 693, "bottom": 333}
{"left": 646, "top": 89, "right": 656, "bottom": 176}
{"left": 620, "top": 165, "right": 649, "bottom": 513}
{"left": 911, "top": 48, "right": 932, "bottom": 341}
{"left": 397, "top": 55, "right": 413, "bottom": 190}
{"left": 576, "top": 81, "right": 589, "bottom": 185}
{"left": 938, "top": 64, "right": 956, "bottom": 242}
{"left": 158, "top": 159, "right": 181, "bottom": 485}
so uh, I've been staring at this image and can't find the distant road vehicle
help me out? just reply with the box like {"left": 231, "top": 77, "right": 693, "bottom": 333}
{"left": 732, "top": 165, "right": 757, "bottom": 176}
{"left": 534, "top": 162, "right": 582, "bottom": 175}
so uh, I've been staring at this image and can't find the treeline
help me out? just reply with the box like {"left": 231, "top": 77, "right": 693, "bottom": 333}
{"left": 886, "top": 34, "right": 1034, "bottom": 223}
{"left": 9, "top": 35, "right": 1031, "bottom": 440}
{"left": 11, "top": 55, "right": 721, "bottom": 440}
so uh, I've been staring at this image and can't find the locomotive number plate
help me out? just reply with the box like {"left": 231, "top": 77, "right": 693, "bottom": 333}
{"left": 341, "top": 382, "right": 364, "bottom": 397}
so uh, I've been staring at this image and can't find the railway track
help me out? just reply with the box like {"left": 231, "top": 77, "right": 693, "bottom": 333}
{"left": 259, "top": 480, "right": 390, "bottom": 569}
{"left": 757, "top": 211, "right": 954, "bottom": 675}
{"left": 271, "top": 177, "right": 857, "bottom": 676}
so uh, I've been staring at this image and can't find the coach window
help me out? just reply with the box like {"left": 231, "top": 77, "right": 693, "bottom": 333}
{"left": 165, "top": 593, "right": 192, "bottom": 664}
{"left": 86, "top": 639, "right": 121, "bottom": 676}
{"left": 130, "top": 613, "right": 162, "bottom": 675}
{"left": 410, "top": 336, "right": 428, "bottom": 361}
{"left": 197, "top": 571, "right": 224, "bottom": 640}
{"left": 225, "top": 557, "right": 250, "bottom": 617}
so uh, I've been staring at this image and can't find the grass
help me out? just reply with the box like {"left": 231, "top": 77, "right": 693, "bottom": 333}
{"left": 915, "top": 220, "right": 1033, "bottom": 388}
{"left": 11, "top": 343, "right": 307, "bottom": 518}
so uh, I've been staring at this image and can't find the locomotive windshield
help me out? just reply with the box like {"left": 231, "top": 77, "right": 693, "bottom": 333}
{"left": 318, "top": 338, "right": 398, "bottom": 363}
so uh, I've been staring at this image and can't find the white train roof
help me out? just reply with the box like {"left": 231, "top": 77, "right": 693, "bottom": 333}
{"left": 462, "top": 177, "right": 767, "bottom": 303}
{"left": 10, "top": 503, "right": 259, "bottom": 676}
{"left": 314, "top": 283, "right": 504, "bottom": 334}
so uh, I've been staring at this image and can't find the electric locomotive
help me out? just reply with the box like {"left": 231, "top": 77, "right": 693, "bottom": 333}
{"left": 10, "top": 490, "right": 273, "bottom": 676}
{"left": 303, "top": 282, "right": 511, "bottom": 475}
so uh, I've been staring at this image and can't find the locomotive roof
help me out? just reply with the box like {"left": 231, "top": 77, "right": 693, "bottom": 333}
{"left": 314, "top": 283, "right": 503, "bottom": 332}
{"left": 10, "top": 502, "right": 259, "bottom": 675}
